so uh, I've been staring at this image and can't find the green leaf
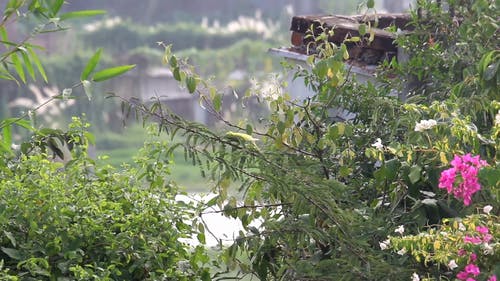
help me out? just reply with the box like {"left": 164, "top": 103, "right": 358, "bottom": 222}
{"left": 81, "top": 48, "right": 102, "bottom": 81}
{"left": 59, "top": 10, "right": 106, "bottom": 21}
{"left": 186, "top": 76, "right": 197, "bottom": 93}
{"left": 1, "top": 247, "right": 21, "bottom": 260}
{"left": 173, "top": 67, "right": 181, "bottom": 81}
{"left": 20, "top": 48, "right": 36, "bottom": 81}
{"left": 341, "top": 44, "right": 349, "bottom": 60}
{"left": 0, "top": 26, "right": 9, "bottom": 48}
{"left": 367, "top": 0, "right": 375, "bottom": 9}
{"left": 92, "top": 65, "right": 135, "bottom": 82}
{"left": 359, "top": 24, "right": 367, "bottom": 36}
{"left": 408, "top": 165, "right": 422, "bottom": 184}
{"left": 50, "top": 0, "right": 64, "bottom": 16}
{"left": 27, "top": 46, "right": 48, "bottom": 82}
{"left": 2, "top": 124, "right": 12, "bottom": 150}
{"left": 11, "top": 52, "right": 25, "bottom": 83}
{"left": 3, "top": 230, "right": 16, "bottom": 247}
{"left": 1, "top": 118, "right": 34, "bottom": 131}
{"left": 213, "top": 93, "right": 222, "bottom": 111}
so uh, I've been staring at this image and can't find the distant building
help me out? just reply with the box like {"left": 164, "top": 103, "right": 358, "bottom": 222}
{"left": 112, "top": 67, "right": 207, "bottom": 124}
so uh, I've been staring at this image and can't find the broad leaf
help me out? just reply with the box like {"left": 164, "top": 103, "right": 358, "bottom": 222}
{"left": 92, "top": 65, "right": 135, "bottom": 82}
{"left": 1, "top": 247, "right": 21, "bottom": 260}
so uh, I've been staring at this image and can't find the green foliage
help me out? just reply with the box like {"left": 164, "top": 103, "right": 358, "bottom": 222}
{"left": 0, "top": 118, "right": 211, "bottom": 280}
{"left": 121, "top": 1, "right": 498, "bottom": 280}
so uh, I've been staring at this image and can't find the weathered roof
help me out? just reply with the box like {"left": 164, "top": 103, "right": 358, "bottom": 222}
{"left": 284, "top": 13, "right": 411, "bottom": 65}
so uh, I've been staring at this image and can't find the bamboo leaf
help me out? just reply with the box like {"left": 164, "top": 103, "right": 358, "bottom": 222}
{"left": 11, "top": 52, "right": 26, "bottom": 83}
{"left": 59, "top": 10, "right": 106, "bottom": 21}
{"left": 2, "top": 125, "right": 12, "bottom": 151}
{"left": 81, "top": 48, "right": 102, "bottom": 81}
{"left": 20, "top": 48, "right": 36, "bottom": 81}
{"left": 27, "top": 46, "right": 48, "bottom": 82}
{"left": 50, "top": 0, "right": 64, "bottom": 16}
{"left": 0, "top": 26, "right": 12, "bottom": 49}
{"left": 92, "top": 65, "right": 135, "bottom": 82}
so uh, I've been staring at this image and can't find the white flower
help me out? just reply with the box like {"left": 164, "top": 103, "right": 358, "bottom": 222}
{"left": 458, "top": 222, "right": 466, "bottom": 231}
{"left": 414, "top": 119, "right": 437, "bottom": 132}
{"left": 495, "top": 110, "right": 500, "bottom": 126}
{"left": 448, "top": 259, "right": 458, "bottom": 270}
{"left": 483, "top": 243, "right": 494, "bottom": 255}
{"left": 411, "top": 272, "right": 420, "bottom": 281}
{"left": 483, "top": 205, "right": 493, "bottom": 215}
{"left": 397, "top": 247, "right": 407, "bottom": 255}
{"left": 395, "top": 225, "right": 405, "bottom": 235}
{"left": 379, "top": 239, "right": 390, "bottom": 250}
{"left": 371, "top": 138, "right": 384, "bottom": 150}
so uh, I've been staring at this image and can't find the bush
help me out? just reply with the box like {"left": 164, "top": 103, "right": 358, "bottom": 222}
{"left": 0, "top": 119, "right": 211, "bottom": 280}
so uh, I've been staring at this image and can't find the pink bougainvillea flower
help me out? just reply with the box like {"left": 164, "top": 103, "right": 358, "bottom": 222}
{"left": 488, "top": 275, "right": 497, "bottom": 281}
{"left": 465, "top": 264, "right": 480, "bottom": 276}
{"left": 465, "top": 278, "right": 476, "bottom": 281}
{"left": 483, "top": 234, "right": 493, "bottom": 243}
{"left": 469, "top": 253, "right": 477, "bottom": 262}
{"left": 458, "top": 249, "right": 467, "bottom": 256}
{"left": 476, "top": 226, "right": 489, "bottom": 234}
{"left": 464, "top": 236, "right": 482, "bottom": 245}
{"left": 457, "top": 271, "right": 469, "bottom": 280}
{"left": 438, "top": 154, "right": 487, "bottom": 205}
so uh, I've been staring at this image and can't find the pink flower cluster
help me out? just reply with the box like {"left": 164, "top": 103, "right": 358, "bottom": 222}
{"left": 456, "top": 263, "right": 480, "bottom": 280}
{"left": 464, "top": 226, "right": 493, "bottom": 245}
{"left": 438, "top": 154, "right": 488, "bottom": 205}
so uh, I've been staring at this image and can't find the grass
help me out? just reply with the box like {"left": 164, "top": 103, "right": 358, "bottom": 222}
{"left": 93, "top": 124, "right": 210, "bottom": 193}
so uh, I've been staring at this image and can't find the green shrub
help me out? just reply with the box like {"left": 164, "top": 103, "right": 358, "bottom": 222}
{"left": 0, "top": 119, "right": 210, "bottom": 280}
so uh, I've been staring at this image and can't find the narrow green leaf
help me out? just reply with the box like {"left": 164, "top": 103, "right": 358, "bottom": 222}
{"left": 81, "top": 48, "right": 102, "bottom": 81}
{"left": 27, "top": 46, "right": 48, "bottom": 82}
{"left": 20, "top": 48, "right": 36, "bottom": 81}
{"left": 0, "top": 27, "right": 11, "bottom": 48}
{"left": 11, "top": 52, "right": 26, "bottom": 83}
{"left": 2, "top": 125, "right": 12, "bottom": 151}
{"left": 28, "top": 0, "right": 42, "bottom": 12}
{"left": 59, "top": 10, "right": 106, "bottom": 21}
{"left": 50, "top": 0, "right": 64, "bottom": 16}
{"left": 92, "top": 65, "right": 135, "bottom": 82}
